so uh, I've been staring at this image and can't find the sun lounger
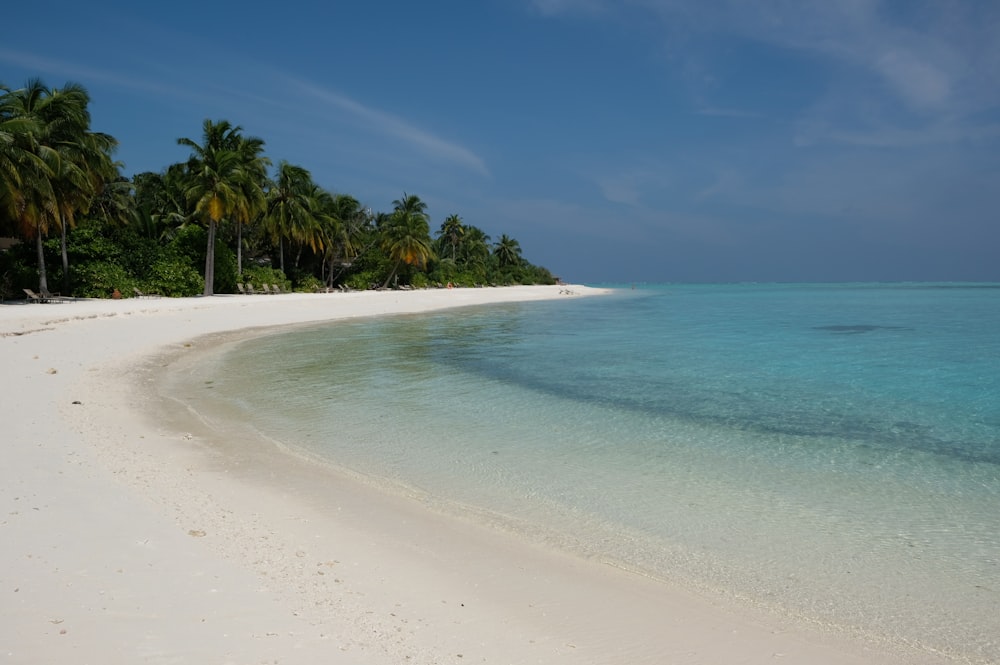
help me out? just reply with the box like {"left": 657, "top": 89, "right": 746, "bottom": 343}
{"left": 24, "top": 288, "right": 66, "bottom": 303}
{"left": 133, "top": 287, "right": 160, "bottom": 298}
{"left": 23, "top": 288, "right": 46, "bottom": 303}
{"left": 41, "top": 288, "right": 67, "bottom": 301}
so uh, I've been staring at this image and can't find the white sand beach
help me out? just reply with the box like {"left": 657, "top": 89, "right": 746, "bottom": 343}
{"left": 1, "top": 287, "right": 939, "bottom": 664}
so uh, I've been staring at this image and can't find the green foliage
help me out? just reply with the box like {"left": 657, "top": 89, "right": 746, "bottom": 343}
{"left": 72, "top": 261, "right": 135, "bottom": 298}
{"left": 52, "top": 218, "right": 195, "bottom": 297}
{"left": 4, "top": 81, "right": 561, "bottom": 297}
{"left": 146, "top": 257, "right": 203, "bottom": 296}
{"left": 294, "top": 274, "right": 325, "bottom": 293}
{"left": 525, "top": 264, "right": 556, "bottom": 285}
{"left": 346, "top": 269, "right": 379, "bottom": 291}
{"left": 211, "top": 241, "right": 238, "bottom": 294}
{"left": 0, "top": 253, "right": 36, "bottom": 300}
{"left": 169, "top": 224, "right": 208, "bottom": 266}
{"left": 241, "top": 265, "right": 289, "bottom": 291}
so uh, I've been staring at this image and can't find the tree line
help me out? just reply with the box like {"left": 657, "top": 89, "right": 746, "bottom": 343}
{"left": 1, "top": 79, "right": 556, "bottom": 299}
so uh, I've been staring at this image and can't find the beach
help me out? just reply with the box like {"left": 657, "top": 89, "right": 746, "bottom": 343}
{"left": 1, "top": 287, "right": 942, "bottom": 665}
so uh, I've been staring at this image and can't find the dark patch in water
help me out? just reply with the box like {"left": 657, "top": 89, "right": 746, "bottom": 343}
{"left": 814, "top": 325, "right": 911, "bottom": 335}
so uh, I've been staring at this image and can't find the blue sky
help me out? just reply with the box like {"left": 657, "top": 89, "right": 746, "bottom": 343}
{"left": 4, "top": 0, "right": 998, "bottom": 283}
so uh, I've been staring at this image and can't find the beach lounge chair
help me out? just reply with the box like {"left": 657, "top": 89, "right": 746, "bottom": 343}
{"left": 244, "top": 283, "right": 257, "bottom": 295}
{"left": 41, "top": 288, "right": 66, "bottom": 301}
{"left": 133, "top": 287, "right": 160, "bottom": 298}
{"left": 271, "top": 284, "right": 284, "bottom": 294}
{"left": 24, "top": 288, "right": 66, "bottom": 303}
{"left": 236, "top": 283, "right": 247, "bottom": 295}
{"left": 259, "top": 284, "right": 273, "bottom": 294}
{"left": 23, "top": 288, "right": 46, "bottom": 303}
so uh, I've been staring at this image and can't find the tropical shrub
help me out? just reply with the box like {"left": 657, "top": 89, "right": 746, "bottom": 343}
{"left": 346, "top": 269, "right": 379, "bottom": 290}
{"left": 72, "top": 261, "right": 135, "bottom": 298}
{"left": 295, "top": 275, "right": 325, "bottom": 293}
{"left": 0, "top": 252, "right": 37, "bottom": 299}
{"left": 242, "top": 265, "right": 289, "bottom": 292}
{"left": 146, "top": 257, "right": 203, "bottom": 296}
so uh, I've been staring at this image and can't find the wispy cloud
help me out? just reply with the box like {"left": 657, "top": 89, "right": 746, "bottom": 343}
{"left": 874, "top": 49, "right": 952, "bottom": 109}
{"left": 531, "top": 1, "right": 1000, "bottom": 144}
{"left": 597, "top": 175, "right": 643, "bottom": 207}
{"left": 593, "top": 164, "right": 675, "bottom": 208}
{"left": 0, "top": 48, "right": 189, "bottom": 100}
{"left": 290, "top": 80, "right": 490, "bottom": 177}
{"left": 696, "top": 105, "right": 763, "bottom": 119}
{"left": 529, "top": 0, "right": 607, "bottom": 17}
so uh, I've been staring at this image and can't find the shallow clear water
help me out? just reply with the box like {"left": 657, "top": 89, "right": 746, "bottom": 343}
{"left": 171, "top": 283, "right": 1000, "bottom": 662}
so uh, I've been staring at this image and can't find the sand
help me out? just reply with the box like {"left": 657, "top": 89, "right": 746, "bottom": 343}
{"left": 1, "top": 287, "right": 943, "bottom": 664}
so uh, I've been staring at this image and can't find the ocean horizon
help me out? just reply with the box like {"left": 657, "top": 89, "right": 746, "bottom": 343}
{"left": 161, "top": 282, "right": 1000, "bottom": 663}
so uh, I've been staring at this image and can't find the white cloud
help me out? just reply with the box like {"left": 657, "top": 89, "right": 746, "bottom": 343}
{"left": 532, "top": 0, "right": 1000, "bottom": 145}
{"left": 290, "top": 80, "right": 490, "bottom": 177}
{"left": 529, "top": 0, "right": 607, "bottom": 17}
{"left": 0, "top": 48, "right": 189, "bottom": 100}
{"left": 597, "top": 176, "right": 643, "bottom": 207}
{"left": 871, "top": 49, "right": 951, "bottom": 108}
{"left": 696, "top": 106, "right": 763, "bottom": 119}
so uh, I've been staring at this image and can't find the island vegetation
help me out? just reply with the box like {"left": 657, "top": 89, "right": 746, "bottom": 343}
{"left": 0, "top": 79, "right": 557, "bottom": 299}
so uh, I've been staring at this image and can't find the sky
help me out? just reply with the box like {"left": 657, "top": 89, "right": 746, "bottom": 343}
{"left": 4, "top": 0, "right": 999, "bottom": 283}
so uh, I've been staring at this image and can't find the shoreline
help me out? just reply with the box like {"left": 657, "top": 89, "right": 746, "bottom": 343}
{"left": 1, "top": 287, "right": 943, "bottom": 664}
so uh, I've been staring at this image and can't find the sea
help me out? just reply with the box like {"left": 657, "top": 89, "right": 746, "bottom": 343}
{"left": 163, "top": 283, "right": 1000, "bottom": 663}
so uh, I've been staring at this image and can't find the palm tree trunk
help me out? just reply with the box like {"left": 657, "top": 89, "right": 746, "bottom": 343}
{"left": 35, "top": 224, "right": 50, "bottom": 294}
{"left": 381, "top": 262, "right": 400, "bottom": 289}
{"left": 60, "top": 219, "right": 70, "bottom": 294}
{"left": 204, "top": 219, "right": 216, "bottom": 296}
{"left": 279, "top": 237, "right": 285, "bottom": 273}
{"left": 237, "top": 221, "right": 243, "bottom": 277}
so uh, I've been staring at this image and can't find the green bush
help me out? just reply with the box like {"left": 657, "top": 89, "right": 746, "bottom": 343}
{"left": 0, "top": 253, "right": 37, "bottom": 300}
{"left": 346, "top": 269, "right": 379, "bottom": 291}
{"left": 72, "top": 262, "right": 135, "bottom": 298}
{"left": 294, "top": 275, "right": 325, "bottom": 293}
{"left": 169, "top": 224, "right": 207, "bottom": 266}
{"left": 146, "top": 257, "right": 203, "bottom": 296}
{"left": 241, "top": 265, "right": 289, "bottom": 292}
{"left": 212, "top": 243, "right": 239, "bottom": 294}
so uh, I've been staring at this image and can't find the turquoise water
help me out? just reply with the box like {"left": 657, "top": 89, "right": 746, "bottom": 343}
{"left": 173, "top": 284, "right": 1000, "bottom": 662}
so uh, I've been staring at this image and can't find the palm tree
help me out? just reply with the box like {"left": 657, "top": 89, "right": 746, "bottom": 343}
{"left": 380, "top": 193, "right": 434, "bottom": 288}
{"left": 493, "top": 233, "right": 522, "bottom": 269}
{"left": 326, "top": 194, "right": 367, "bottom": 260}
{"left": 0, "top": 79, "right": 115, "bottom": 295}
{"left": 132, "top": 170, "right": 187, "bottom": 240}
{"left": 0, "top": 85, "right": 42, "bottom": 219}
{"left": 310, "top": 189, "right": 370, "bottom": 285}
{"left": 263, "top": 161, "right": 322, "bottom": 273}
{"left": 55, "top": 128, "right": 120, "bottom": 293}
{"left": 231, "top": 135, "right": 270, "bottom": 277}
{"left": 459, "top": 224, "right": 491, "bottom": 277}
{"left": 438, "top": 213, "right": 465, "bottom": 260}
{"left": 0, "top": 87, "right": 44, "bottom": 235}
{"left": 177, "top": 119, "right": 263, "bottom": 295}
{"left": 86, "top": 173, "right": 134, "bottom": 229}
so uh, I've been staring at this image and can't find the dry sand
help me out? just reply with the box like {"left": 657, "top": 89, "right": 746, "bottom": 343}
{"left": 1, "top": 287, "right": 943, "bottom": 664}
